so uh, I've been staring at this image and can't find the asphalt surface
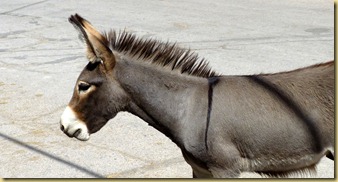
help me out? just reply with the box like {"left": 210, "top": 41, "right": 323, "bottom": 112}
{"left": 0, "top": 0, "right": 334, "bottom": 178}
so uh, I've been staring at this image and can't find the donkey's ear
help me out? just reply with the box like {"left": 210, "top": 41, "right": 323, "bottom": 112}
{"left": 69, "top": 14, "right": 115, "bottom": 70}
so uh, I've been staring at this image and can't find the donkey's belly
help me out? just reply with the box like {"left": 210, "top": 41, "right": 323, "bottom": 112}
{"left": 232, "top": 130, "right": 329, "bottom": 174}
{"left": 245, "top": 152, "right": 324, "bottom": 173}
{"left": 210, "top": 116, "right": 327, "bottom": 175}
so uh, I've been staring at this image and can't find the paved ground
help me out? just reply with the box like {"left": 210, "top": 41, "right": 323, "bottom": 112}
{"left": 0, "top": 0, "right": 334, "bottom": 178}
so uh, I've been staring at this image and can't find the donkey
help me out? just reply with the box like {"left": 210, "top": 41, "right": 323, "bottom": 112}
{"left": 60, "top": 14, "right": 334, "bottom": 178}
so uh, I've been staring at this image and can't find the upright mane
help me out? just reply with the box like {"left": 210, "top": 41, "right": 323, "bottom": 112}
{"left": 104, "top": 30, "right": 219, "bottom": 78}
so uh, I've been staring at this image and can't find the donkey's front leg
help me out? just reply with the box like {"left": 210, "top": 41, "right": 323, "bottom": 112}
{"left": 192, "top": 171, "right": 198, "bottom": 178}
{"left": 192, "top": 169, "right": 213, "bottom": 178}
{"left": 206, "top": 140, "right": 244, "bottom": 178}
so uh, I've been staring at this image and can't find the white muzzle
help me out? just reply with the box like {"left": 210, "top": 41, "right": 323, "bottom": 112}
{"left": 60, "top": 106, "right": 90, "bottom": 141}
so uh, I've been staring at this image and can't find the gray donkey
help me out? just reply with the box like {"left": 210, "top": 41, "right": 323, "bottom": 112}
{"left": 60, "top": 14, "right": 334, "bottom": 178}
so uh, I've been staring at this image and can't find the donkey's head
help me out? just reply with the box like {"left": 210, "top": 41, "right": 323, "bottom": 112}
{"left": 60, "top": 14, "right": 130, "bottom": 141}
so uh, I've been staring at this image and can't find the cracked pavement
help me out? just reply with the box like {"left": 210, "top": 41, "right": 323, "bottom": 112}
{"left": 0, "top": 0, "right": 334, "bottom": 178}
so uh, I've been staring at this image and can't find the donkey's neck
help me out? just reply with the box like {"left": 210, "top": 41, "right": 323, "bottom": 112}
{"left": 115, "top": 59, "right": 208, "bottom": 146}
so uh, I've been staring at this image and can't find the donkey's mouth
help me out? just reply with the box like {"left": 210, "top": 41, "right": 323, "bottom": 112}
{"left": 73, "top": 129, "right": 82, "bottom": 138}
{"left": 60, "top": 106, "right": 90, "bottom": 141}
{"left": 60, "top": 124, "right": 90, "bottom": 141}
{"left": 73, "top": 129, "right": 90, "bottom": 141}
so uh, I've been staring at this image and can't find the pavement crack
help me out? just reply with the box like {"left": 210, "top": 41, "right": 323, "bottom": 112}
{"left": 181, "top": 35, "right": 332, "bottom": 46}
{"left": 0, "top": 132, "right": 105, "bottom": 178}
{"left": 30, "top": 55, "right": 83, "bottom": 65}
{"left": 84, "top": 142, "right": 153, "bottom": 163}
{"left": 29, "top": 105, "right": 65, "bottom": 122}
{"left": 106, "top": 157, "right": 186, "bottom": 178}
{"left": 0, "top": 0, "right": 49, "bottom": 14}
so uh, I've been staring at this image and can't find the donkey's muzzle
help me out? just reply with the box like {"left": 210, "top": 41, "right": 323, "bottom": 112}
{"left": 60, "top": 106, "right": 90, "bottom": 141}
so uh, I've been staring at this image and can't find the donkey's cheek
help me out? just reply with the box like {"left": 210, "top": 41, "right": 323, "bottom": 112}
{"left": 60, "top": 106, "right": 90, "bottom": 141}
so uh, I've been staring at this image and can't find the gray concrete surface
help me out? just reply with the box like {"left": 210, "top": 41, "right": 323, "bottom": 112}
{"left": 0, "top": 0, "right": 334, "bottom": 178}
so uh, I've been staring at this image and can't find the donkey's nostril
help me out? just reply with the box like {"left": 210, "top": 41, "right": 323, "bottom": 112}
{"left": 60, "top": 124, "right": 65, "bottom": 132}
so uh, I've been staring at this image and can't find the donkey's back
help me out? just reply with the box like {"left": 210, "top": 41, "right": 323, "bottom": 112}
{"left": 204, "top": 61, "right": 334, "bottom": 177}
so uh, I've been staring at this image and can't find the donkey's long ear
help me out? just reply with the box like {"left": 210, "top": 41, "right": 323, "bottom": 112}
{"left": 69, "top": 14, "right": 115, "bottom": 70}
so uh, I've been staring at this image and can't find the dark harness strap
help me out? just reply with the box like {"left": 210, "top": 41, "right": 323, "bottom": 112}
{"left": 204, "top": 75, "right": 323, "bottom": 153}
{"left": 205, "top": 77, "right": 220, "bottom": 151}
{"left": 248, "top": 75, "right": 323, "bottom": 153}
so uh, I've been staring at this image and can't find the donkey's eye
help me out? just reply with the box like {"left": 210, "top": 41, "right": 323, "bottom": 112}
{"left": 78, "top": 82, "right": 91, "bottom": 92}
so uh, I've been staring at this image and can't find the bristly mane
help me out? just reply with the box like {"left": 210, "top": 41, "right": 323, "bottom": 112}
{"left": 104, "top": 30, "right": 220, "bottom": 78}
